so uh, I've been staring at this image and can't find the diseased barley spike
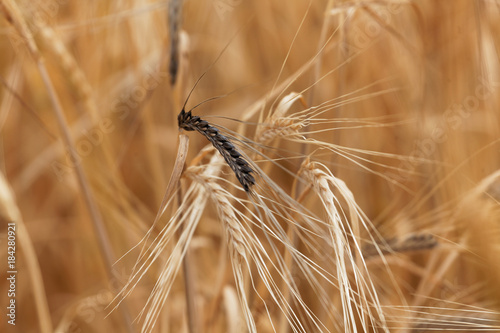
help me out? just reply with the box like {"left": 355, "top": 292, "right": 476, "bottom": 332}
{"left": 178, "top": 109, "right": 255, "bottom": 191}
{"left": 168, "top": 0, "right": 182, "bottom": 85}
{"left": 362, "top": 233, "right": 438, "bottom": 258}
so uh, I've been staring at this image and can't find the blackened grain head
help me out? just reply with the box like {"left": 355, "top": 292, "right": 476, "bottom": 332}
{"left": 178, "top": 109, "right": 195, "bottom": 131}
{"left": 177, "top": 108, "right": 256, "bottom": 192}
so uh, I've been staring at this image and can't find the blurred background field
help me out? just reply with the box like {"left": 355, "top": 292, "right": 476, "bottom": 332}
{"left": 1, "top": 0, "right": 500, "bottom": 332}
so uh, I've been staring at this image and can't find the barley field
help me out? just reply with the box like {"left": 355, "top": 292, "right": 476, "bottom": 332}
{"left": 1, "top": 1, "right": 500, "bottom": 332}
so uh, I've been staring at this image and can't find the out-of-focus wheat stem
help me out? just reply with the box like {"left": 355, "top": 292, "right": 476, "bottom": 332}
{"left": 168, "top": 0, "right": 183, "bottom": 86}
{"left": 5, "top": 1, "right": 118, "bottom": 271}
{"left": 181, "top": 246, "right": 199, "bottom": 333}
{"left": 36, "top": 17, "right": 146, "bottom": 241}
{"left": 0, "top": 170, "right": 53, "bottom": 333}
{"left": 0, "top": 75, "right": 57, "bottom": 140}
{"left": 0, "top": 1, "right": 135, "bottom": 331}
{"left": 307, "top": 0, "right": 334, "bottom": 107}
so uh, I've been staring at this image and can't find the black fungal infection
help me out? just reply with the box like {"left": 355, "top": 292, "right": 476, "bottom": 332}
{"left": 178, "top": 109, "right": 255, "bottom": 192}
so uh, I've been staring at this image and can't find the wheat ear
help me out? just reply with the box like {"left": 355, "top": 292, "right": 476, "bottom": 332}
{"left": 0, "top": 2, "right": 136, "bottom": 331}
{"left": 363, "top": 233, "right": 437, "bottom": 258}
{"left": 178, "top": 109, "right": 256, "bottom": 191}
{"left": 255, "top": 92, "right": 306, "bottom": 146}
{"left": 186, "top": 165, "right": 257, "bottom": 332}
{"left": 186, "top": 154, "right": 335, "bottom": 332}
{"left": 301, "top": 158, "right": 389, "bottom": 332}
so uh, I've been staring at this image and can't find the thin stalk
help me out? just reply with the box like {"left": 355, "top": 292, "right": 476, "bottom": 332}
{"left": 0, "top": 171, "right": 53, "bottom": 333}
{"left": 0, "top": 1, "right": 135, "bottom": 331}
{"left": 172, "top": 133, "right": 199, "bottom": 333}
{"left": 178, "top": 186, "right": 200, "bottom": 333}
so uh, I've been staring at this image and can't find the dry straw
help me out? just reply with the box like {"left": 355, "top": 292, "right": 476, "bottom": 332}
{"left": 3, "top": 1, "right": 500, "bottom": 333}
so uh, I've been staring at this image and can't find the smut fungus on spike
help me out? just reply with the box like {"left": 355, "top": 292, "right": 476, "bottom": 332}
{"left": 178, "top": 108, "right": 255, "bottom": 192}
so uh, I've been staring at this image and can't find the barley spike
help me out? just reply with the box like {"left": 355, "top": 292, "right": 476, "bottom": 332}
{"left": 178, "top": 109, "right": 255, "bottom": 191}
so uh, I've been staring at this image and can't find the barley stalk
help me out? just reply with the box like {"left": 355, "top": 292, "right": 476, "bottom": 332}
{"left": 0, "top": 2, "right": 135, "bottom": 331}
{"left": 0, "top": 171, "right": 52, "bottom": 332}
